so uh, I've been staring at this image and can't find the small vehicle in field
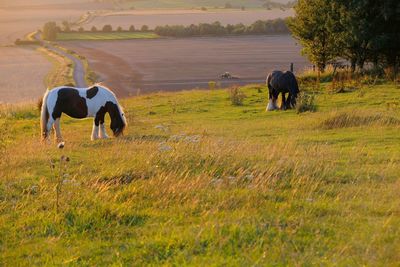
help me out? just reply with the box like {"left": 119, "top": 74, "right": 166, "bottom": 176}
{"left": 219, "top": 72, "right": 240, "bottom": 80}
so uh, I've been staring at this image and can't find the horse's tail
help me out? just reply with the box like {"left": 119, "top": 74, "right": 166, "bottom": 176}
{"left": 40, "top": 89, "right": 50, "bottom": 140}
{"left": 292, "top": 73, "right": 300, "bottom": 95}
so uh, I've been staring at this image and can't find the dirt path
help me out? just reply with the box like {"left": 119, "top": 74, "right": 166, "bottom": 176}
{"left": 35, "top": 32, "right": 87, "bottom": 88}
{"left": 50, "top": 46, "right": 87, "bottom": 88}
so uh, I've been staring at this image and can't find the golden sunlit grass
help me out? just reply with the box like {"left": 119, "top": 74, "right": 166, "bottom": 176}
{"left": 0, "top": 83, "right": 399, "bottom": 265}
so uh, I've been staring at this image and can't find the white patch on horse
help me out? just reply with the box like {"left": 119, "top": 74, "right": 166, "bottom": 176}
{"left": 99, "top": 124, "right": 109, "bottom": 139}
{"left": 91, "top": 123, "right": 99, "bottom": 141}
{"left": 266, "top": 99, "right": 278, "bottom": 111}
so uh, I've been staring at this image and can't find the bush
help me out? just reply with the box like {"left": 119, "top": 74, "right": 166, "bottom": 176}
{"left": 141, "top": 25, "right": 149, "bottom": 32}
{"left": 102, "top": 25, "right": 112, "bottom": 32}
{"left": 296, "top": 92, "right": 316, "bottom": 113}
{"left": 229, "top": 87, "right": 246, "bottom": 106}
{"left": 42, "top": 21, "right": 57, "bottom": 41}
{"left": 14, "top": 39, "right": 41, "bottom": 46}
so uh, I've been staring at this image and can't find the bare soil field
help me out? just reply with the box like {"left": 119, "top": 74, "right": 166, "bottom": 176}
{"left": 84, "top": 9, "right": 294, "bottom": 30}
{"left": 0, "top": 46, "right": 51, "bottom": 103}
{"left": 0, "top": 8, "right": 88, "bottom": 45}
{"left": 0, "top": 4, "right": 95, "bottom": 103}
{"left": 61, "top": 35, "right": 309, "bottom": 96}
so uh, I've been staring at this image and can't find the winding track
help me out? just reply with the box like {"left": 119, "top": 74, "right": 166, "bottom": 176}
{"left": 34, "top": 32, "right": 87, "bottom": 88}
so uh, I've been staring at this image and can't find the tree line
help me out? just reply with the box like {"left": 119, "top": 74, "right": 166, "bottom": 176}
{"left": 288, "top": 0, "right": 399, "bottom": 74}
{"left": 154, "top": 19, "right": 289, "bottom": 37}
{"left": 42, "top": 19, "right": 290, "bottom": 41}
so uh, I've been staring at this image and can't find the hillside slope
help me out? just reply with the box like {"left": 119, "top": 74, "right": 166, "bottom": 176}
{"left": 0, "top": 83, "right": 399, "bottom": 265}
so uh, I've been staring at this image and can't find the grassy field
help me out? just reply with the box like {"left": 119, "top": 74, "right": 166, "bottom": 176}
{"left": 0, "top": 82, "right": 399, "bottom": 265}
{"left": 57, "top": 32, "right": 160, "bottom": 41}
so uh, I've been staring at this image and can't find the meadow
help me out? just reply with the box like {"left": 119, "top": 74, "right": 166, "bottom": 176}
{"left": 0, "top": 81, "right": 399, "bottom": 265}
{"left": 57, "top": 32, "right": 160, "bottom": 41}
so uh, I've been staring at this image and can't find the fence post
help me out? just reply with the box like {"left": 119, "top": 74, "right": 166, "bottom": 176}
{"left": 290, "top": 63, "right": 294, "bottom": 72}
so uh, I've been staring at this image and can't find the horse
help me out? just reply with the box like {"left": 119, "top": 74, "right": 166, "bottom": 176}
{"left": 266, "top": 70, "right": 300, "bottom": 111}
{"left": 40, "top": 85, "right": 127, "bottom": 142}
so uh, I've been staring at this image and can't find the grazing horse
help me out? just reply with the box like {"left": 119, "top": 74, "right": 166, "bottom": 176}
{"left": 266, "top": 70, "right": 300, "bottom": 111}
{"left": 40, "top": 85, "right": 127, "bottom": 142}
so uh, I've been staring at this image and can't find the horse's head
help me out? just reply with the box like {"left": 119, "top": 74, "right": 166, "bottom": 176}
{"left": 106, "top": 101, "right": 127, "bottom": 137}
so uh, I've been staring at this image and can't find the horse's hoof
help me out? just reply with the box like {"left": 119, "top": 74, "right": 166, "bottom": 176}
{"left": 266, "top": 103, "right": 277, "bottom": 111}
{"left": 57, "top": 142, "right": 65, "bottom": 149}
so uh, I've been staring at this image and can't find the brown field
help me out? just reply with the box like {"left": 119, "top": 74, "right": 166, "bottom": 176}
{"left": 84, "top": 9, "right": 294, "bottom": 30}
{"left": 0, "top": 46, "right": 52, "bottom": 103}
{"left": 0, "top": 3, "right": 95, "bottom": 103}
{"left": 61, "top": 35, "right": 309, "bottom": 97}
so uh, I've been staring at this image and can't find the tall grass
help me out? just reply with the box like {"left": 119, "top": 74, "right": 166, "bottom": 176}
{"left": 0, "top": 83, "right": 399, "bottom": 265}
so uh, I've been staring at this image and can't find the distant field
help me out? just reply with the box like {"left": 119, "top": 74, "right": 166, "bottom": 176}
{"left": 117, "top": 0, "right": 291, "bottom": 9}
{"left": 0, "top": 47, "right": 51, "bottom": 103}
{"left": 61, "top": 35, "right": 309, "bottom": 96}
{"left": 57, "top": 32, "right": 160, "bottom": 41}
{"left": 84, "top": 9, "right": 294, "bottom": 30}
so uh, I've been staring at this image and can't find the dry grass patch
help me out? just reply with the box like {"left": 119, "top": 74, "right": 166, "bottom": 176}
{"left": 320, "top": 111, "right": 400, "bottom": 129}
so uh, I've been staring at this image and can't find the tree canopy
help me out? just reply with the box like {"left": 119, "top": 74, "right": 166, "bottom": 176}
{"left": 288, "top": 0, "right": 400, "bottom": 73}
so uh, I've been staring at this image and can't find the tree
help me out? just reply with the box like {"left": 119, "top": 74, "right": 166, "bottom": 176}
{"left": 91, "top": 26, "right": 98, "bottom": 32}
{"left": 117, "top": 26, "right": 123, "bottom": 32}
{"left": 288, "top": 0, "right": 343, "bottom": 72}
{"left": 42, "top": 21, "right": 58, "bottom": 41}
{"left": 78, "top": 27, "right": 85, "bottom": 32}
{"left": 62, "top": 20, "right": 71, "bottom": 32}
{"left": 141, "top": 25, "right": 149, "bottom": 32}
{"left": 102, "top": 25, "right": 112, "bottom": 32}
{"left": 129, "top": 25, "right": 135, "bottom": 32}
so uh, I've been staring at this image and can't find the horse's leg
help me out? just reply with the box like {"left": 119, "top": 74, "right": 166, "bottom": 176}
{"left": 267, "top": 90, "right": 279, "bottom": 111}
{"left": 45, "top": 118, "right": 55, "bottom": 142}
{"left": 53, "top": 118, "right": 63, "bottom": 142}
{"left": 97, "top": 110, "right": 109, "bottom": 139}
{"left": 272, "top": 91, "right": 279, "bottom": 110}
{"left": 91, "top": 120, "right": 99, "bottom": 141}
{"left": 281, "top": 93, "right": 287, "bottom": 110}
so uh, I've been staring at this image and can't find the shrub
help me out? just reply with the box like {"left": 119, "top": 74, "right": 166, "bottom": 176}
{"left": 42, "top": 21, "right": 57, "bottom": 41}
{"left": 141, "top": 25, "right": 149, "bottom": 32}
{"left": 102, "top": 24, "right": 112, "bottom": 32}
{"left": 229, "top": 87, "right": 246, "bottom": 106}
{"left": 296, "top": 92, "right": 316, "bottom": 113}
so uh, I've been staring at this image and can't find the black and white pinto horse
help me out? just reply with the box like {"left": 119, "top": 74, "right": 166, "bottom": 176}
{"left": 40, "top": 85, "right": 127, "bottom": 142}
{"left": 266, "top": 70, "right": 300, "bottom": 111}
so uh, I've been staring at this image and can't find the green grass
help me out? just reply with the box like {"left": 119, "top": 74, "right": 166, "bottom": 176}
{"left": 57, "top": 32, "right": 160, "bottom": 41}
{"left": 0, "top": 82, "right": 400, "bottom": 265}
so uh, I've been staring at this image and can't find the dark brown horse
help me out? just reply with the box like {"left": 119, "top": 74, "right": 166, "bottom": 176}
{"left": 266, "top": 71, "right": 300, "bottom": 111}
